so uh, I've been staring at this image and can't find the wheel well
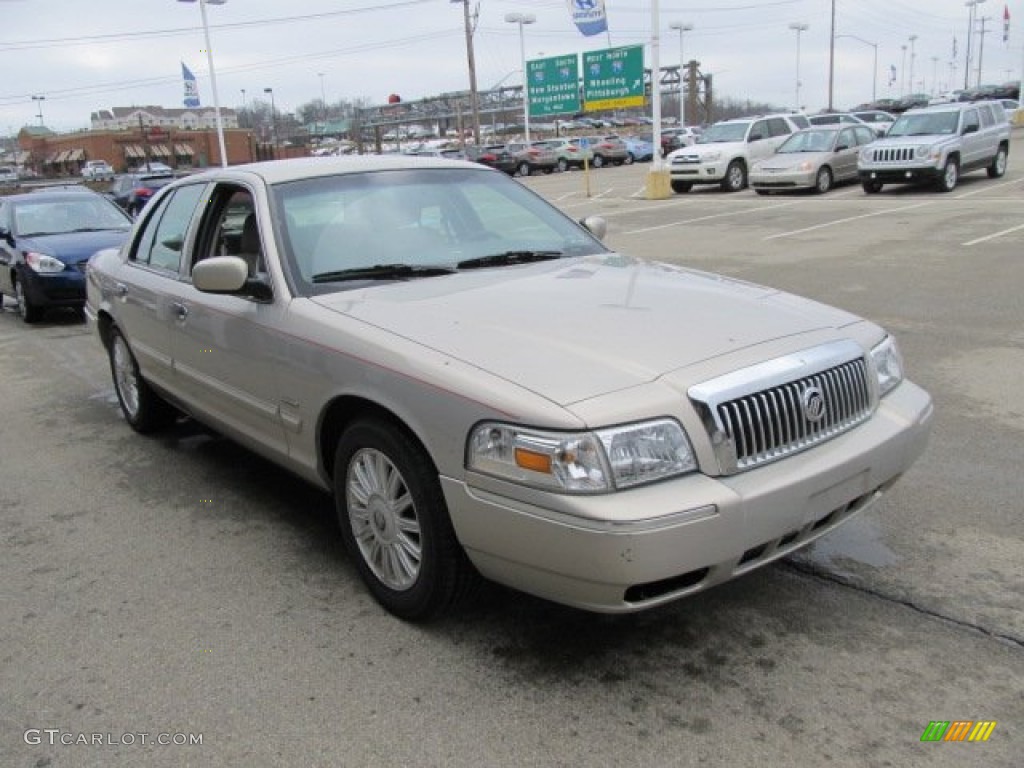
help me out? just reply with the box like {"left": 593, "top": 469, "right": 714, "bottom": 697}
{"left": 95, "top": 310, "right": 116, "bottom": 351}
{"left": 318, "top": 396, "right": 435, "bottom": 485}
{"left": 945, "top": 152, "right": 960, "bottom": 166}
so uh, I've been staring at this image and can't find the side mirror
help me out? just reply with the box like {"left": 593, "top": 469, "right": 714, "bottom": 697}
{"left": 580, "top": 215, "right": 607, "bottom": 241}
{"left": 193, "top": 255, "right": 271, "bottom": 301}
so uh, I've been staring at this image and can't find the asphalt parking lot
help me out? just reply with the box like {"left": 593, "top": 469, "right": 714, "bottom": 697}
{"left": 2, "top": 139, "right": 1022, "bottom": 767}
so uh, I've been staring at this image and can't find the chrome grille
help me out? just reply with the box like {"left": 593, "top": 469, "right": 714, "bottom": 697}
{"left": 689, "top": 341, "right": 875, "bottom": 475}
{"left": 870, "top": 146, "right": 915, "bottom": 163}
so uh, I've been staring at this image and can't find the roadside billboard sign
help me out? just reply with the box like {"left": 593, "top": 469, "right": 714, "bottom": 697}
{"left": 582, "top": 45, "right": 645, "bottom": 111}
{"left": 527, "top": 55, "right": 581, "bottom": 117}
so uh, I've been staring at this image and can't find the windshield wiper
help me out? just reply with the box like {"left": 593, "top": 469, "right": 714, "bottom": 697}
{"left": 312, "top": 263, "right": 455, "bottom": 283}
{"left": 457, "top": 250, "right": 562, "bottom": 270}
{"left": 71, "top": 226, "right": 130, "bottom": 233}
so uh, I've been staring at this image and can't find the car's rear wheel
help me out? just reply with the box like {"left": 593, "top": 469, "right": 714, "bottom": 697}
{"left": 592, "top": 155, "right": 605, "bottom": 168}
{"left": 556, "top": 158, "right": 569, "bottom": 172}
{"left": 624, "top": 153, "right": 635, "bottom": 165}
{"left": 862, "top": 179, "right": 883, "bottom": 194}
{"left": 814, "top": 166, "right": 834, "bottom": 194}
{"left": 670, "top": 180, "right": 692, "bottom": 194}
{"left": 14, "top": 279, "right": 41, "bottom": 324}
{"left": 109, "top": 329, "right": 177, "bottom": 433}
{"left": 516, "top": 161, "right": 531, "bottom": 177}
{"left": 334, "top": 419, "right": 478, "bottom": 621}
{"left": 936, "top": 157, "right": 958, "bottom": 192}
{"left": 721, "top": 160, "right": 747, "bottom": 192}
{"left": 987, "top": 146, "right": 1008, "bottom": 178}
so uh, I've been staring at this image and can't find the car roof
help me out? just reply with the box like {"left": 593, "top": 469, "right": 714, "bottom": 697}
{"left": 178, "top": 155, "right": 493, "bottom": 187}
{"left": 15, "top": 187, "right": 106, "bottom": 202}
{"left": 905, "top": 100, "right": 1000, "bottom": 114}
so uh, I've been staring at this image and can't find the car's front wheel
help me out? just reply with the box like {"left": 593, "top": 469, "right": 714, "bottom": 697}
{"left": 814, "top": 166, "right": 833, "bottom": 194}
{"left": 591, "top": 154, "right": 605, "bottom": 168}
{"left": 14, "top": 279, "right": 41, "bottom": 323}
{"left": 109, "top": 329, "right": 177, "bottom": 433}
{"left": 670, "top": 180, "right": 692, "bottom": 194}
{"left": 516, "top": 161, "right": 531, "bottom": 177}
{"left": 987, "top": 146, "right": 1008, "bottom": 178}
{"left": 556, "top": 158, "right": 569, "bottom": 173}
{"left": 936, "top": 157, "right": 958, "bottom": 192}
{"left": 624, "top": 153, "right": 635, "bottom": 165}
{"left": 862, "top": 179, "right": 883, "bottom": 194}
{"left": 334, "top": 420, "right": 478, "bottom": 621}
{"left": 721, "top": 160, "right": 747, "bottom": 192}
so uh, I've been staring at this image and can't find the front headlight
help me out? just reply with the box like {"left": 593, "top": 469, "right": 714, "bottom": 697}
{"left": 25, "top": 252, "right": 66, "bottom": 274}
{"left": 914, "top": 145, "right": 930, "bottom": 159}
{"left": 870, "top": 335, "right": 904, "bottom": 397}
{"left": 467, "top": 418, "right": 697, "bottom": 494}
{"left": 701, "top": 151, "right": 721, "bottom": 162}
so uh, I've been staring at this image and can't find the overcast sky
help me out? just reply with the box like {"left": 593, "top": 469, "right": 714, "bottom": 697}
{"left": 2, "top": 0, "right": 1022, "bottom": 133}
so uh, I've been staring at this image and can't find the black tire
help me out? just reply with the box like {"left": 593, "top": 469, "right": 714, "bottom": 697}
{"left": 987, "top": 145, "right": 1008, "bottom": 178}
{"left": 334, "top": 420, "right": 478, "bottom": 621}
{"left": 556, "top": 158, "right": 569, "bottom": 173}
{"left": 814, "top": 166, "right": 833, "bottom": 194}
{"left": 670, "top": 180, "right": 692, "bottom": 194}
{"left": 14, "top": 278, "right": 41, "bottom": 324}
{"left": 721, "top": 160, "right": 747, "bottom": 192}
{"left": 108, "top": 328, "right": 177, "bottom": 433}
{"left": 935, "top": 157, "right": 958, "bottom": 192}
{"left": 592, "top": 154, "right": 605, "bottom": 168}
{"left": 516, "top": 161, "right": 531, "bottom": 177}
{"left": 862, "top": 179, "right": 883, "bottom": 194}
{"left": 624, "top": 153, "right": 635, "bottom": 165}
{"left": 755, "top": 189, "right": 771, "bottom": 196}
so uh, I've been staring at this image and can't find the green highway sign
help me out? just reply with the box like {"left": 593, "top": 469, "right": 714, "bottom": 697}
{"left": 582, "top": 45, "right": 645, "bottom": 111}
{"left": 527, "top": 55, "right": 581, "bottom": 117}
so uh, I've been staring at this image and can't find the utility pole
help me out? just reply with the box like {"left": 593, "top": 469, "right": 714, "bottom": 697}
{"left": 827, "top": 0, "right": 836, "bottom": 111}
{"left": 976, "top": 16, "right": 990, "bottom": 86}
{"left": 458, "top": 0, "right": 481, "bottom": 145}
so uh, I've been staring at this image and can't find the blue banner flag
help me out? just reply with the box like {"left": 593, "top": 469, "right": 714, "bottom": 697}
{"left": 567, "top": 0, "right": 608, "bottom": 37}
{"left": 182, "top": 62, "right": 200, "bottom": 108}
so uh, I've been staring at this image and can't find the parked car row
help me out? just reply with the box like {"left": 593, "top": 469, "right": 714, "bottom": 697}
{"left": 667, "top": 100, "right": 1010, "bottom": 196}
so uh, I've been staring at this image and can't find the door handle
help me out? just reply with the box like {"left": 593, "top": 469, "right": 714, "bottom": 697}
{"left": 171, "top": 302, "right": 189, "bottom": 321}
{"left": 115, "top": 282, "right": 128, "bottom": 298}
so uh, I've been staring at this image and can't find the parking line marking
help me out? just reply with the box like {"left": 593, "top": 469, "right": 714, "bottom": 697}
{"left": 962, "top": 222, "right": 1024, "bottom": 246}
{"left": 619, "top": 200, "right": 803, "bottom": 235}
{"left": 955, "top": 175, "right": 1024, "bottom": 198}
{"left": 763, "top": 202, "right": 932, "bottom": 240}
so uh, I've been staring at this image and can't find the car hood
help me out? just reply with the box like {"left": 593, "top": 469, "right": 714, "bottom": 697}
{"left": 755, "top": 152, "right": 833, "bottom": 169}
{"left": 309, "top": 255, "right": 861, "bottom": 405}
{"left": 670, "top": 140, "right": 744, "bottom": 159}
{"left": 18, "top": 230, "right": 131, "bottom": 264}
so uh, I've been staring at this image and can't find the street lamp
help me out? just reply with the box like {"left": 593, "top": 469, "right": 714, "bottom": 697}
{"left": 668, "top": 22, "right": 694, "bottom": 127}
{"left": 788, "top": 23, "right": 809, "bottom": 110}
{"left": 504, "top": 12, "right": 536, "bottom": 143}
{"left": 908, "top": 35, "right": 918, "bottom": 95}
{"left": 964, "top": 0, "right": 987, "bottom": 88}
{"left": 31, "top": 95, "right": 45, "bottom": 127}
{"left": 318, "top": 72, "right": 327, "bottom": 135}
{"left": 900, "top": 45, "right": 908, "bottom": 96}
{"left": 264, "top": 87, "right": 278, "bottom": 152}
{"left": 178, "top": 0, "right": 228, "bottom": 167}
{"left": 836, "top": 34, "right": 878, "bottom": 103}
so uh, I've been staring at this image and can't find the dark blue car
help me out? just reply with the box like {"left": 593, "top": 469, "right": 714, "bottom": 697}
{"left": 0, "top": 188, "right": 132, "bottom": 322}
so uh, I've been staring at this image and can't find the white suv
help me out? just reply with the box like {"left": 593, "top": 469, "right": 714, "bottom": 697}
{"left": 667, "top": 113, "right": 810, "bottom": 193}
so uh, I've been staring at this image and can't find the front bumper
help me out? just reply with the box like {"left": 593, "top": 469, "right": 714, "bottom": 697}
{"left": 20, "top": 268, "right": 87, "bottom": 308}
{"left": 443, "top": 380, "right": 933, "bottom": 613}
{"left": 670, "top": 158, "right": 727, "bottom": 183}
{"left": 858, "top": 166, "right": 942, "bottom": 184}
{"left": 750, "top": 170, "right": 817, "bottom": 189}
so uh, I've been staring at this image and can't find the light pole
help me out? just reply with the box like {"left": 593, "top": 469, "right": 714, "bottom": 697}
{"left": 836, "top": 34, "right": 878, "bottom": 103}
{"left": 264, "top": 88, "right": 278, "bottom": 153}
{"left": 178, "top": 0, "right": 228, "bottom": 167}
{"left": 964, "top": 0, "right": 987, "bottom": 88}
{"left": 931, "top": 56, "right": 940, "bottom": 95}
{"left": 900, "top": 45, "right": 908, "bottom": 96}
{"left": 669, "top": 22, "right": 694, "bottom": 127}
{"left": 908, "top": 35, "right": 918, "bottom": 95}
{"left": 31, "top": 95, "right": 45, "bottom": 126}
{"left": 504, "top": 12, "right": 536, "bottom": 143}
{"left": 788, "top": 23, "right": 809, "bottom": 110}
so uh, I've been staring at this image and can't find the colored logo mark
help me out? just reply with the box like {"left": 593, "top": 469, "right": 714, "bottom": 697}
{"left": 920, "top": 721, "right": 997, "bottom": 742}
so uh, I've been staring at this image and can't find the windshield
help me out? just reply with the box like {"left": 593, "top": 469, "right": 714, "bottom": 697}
{"left": 776, "top": 129, "right": 837, "bottom": 153}
{"left": 13, "top": 197, "right": 131, "bottom": 237}
{"left": 887, "top": 111, "right": 959, "bottom": 137}
{"left": 697, "top": 122, "right": 750, "bottom": 143}
{"left": 271, "top": 167, "right": 608, "bottom": 296}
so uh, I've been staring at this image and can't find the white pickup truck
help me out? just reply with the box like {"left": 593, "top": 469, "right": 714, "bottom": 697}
{"left": 81, "top": 160, "right": 115, "bottom": 181}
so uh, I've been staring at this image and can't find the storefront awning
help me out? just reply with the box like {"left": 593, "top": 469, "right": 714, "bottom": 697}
{"left": 174, "top": 143, "right": 195, "bottom": 156}
{"left": 124, "top": 145, "right": 144, "bottom": 159}
{"left": 68, "top": 148, "right": 85, "bottom": 161}
{"left": 151, "top": 144, "right": 171, "bottom": 158}
{"left": 54, "top": 149, "right": 70, "bottom": 163}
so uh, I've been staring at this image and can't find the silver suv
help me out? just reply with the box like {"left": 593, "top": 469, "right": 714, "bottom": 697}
{"left": 857, "top": 101, "right": 1010, "bottom": 193}
{"left": 667, "top": 113, "right": 810, "bottom": 193}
